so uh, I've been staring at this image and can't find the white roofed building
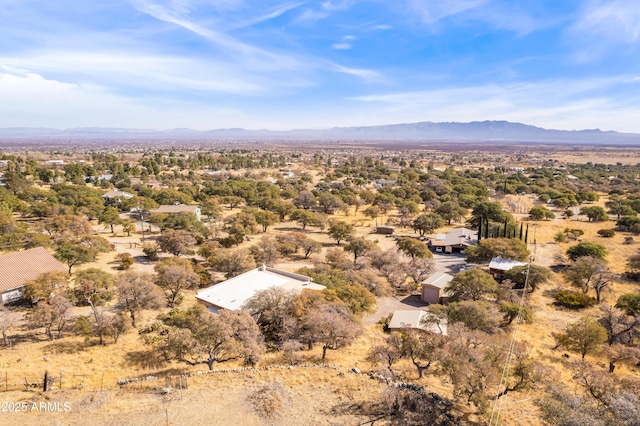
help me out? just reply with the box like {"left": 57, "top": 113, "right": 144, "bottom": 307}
{"left": 196, "top": 265, "right": 326, "bottom": 313}
{"left": 388, "top": 310, "right": 447, "bottom": 335}
{"left": 488, "top": 257, "right": 528, "bottom": 280}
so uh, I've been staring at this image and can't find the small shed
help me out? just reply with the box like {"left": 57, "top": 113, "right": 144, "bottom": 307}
{"left": 488, "top": 257, "right": 528, "bottom": 280}
{"left": 375, "top": 225, "right": 395, "bottom": 235}
{"left": 421, "top": 272, "right": 454, "bottom": 305}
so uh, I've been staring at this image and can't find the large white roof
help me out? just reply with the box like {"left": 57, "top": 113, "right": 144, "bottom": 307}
{"left": 196, "top": 265, "right": 325, "bottom": 311}
{"left": 489, "top": 257, "right": 528, "bottom": 272}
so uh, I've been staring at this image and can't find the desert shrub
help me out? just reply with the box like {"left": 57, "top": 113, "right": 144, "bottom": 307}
{"left": 597, "top": 229, "right": 615, "bottom": 238}
{"left": 142, "top": 243, "right": 159, "bottom": 261}
{"left": 624, "top": 237, "right": 634, "bottom": 245}
{"left": 247, "top": 382, "right": 287, "bottom": 419}
{"left": 554, "top": 290, "right": 597, "bottom": 309}
{"left": 377, "top": 313, "right": 393, "bottom": 333}
{"left": 116, "top": 253, "right": 134, "bottom": 270}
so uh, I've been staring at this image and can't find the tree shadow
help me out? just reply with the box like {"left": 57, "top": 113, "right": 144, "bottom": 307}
{"left": 399, "top": 294, "right": 427, "bottom": 308}
{"left": 125, "top": 349, "right": 168, "bottom": 369}
{"left": 43, "top": 340, "right": 87, "bottom": 355}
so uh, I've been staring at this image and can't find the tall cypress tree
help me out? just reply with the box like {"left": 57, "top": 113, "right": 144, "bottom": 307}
{"left": 485, "top": 217, "right": 490, "bottom": 239}
{"left": 524, "top": 224, "right": 529, "bottom": 244}
{"left": 519, "top": 222, "right": 524, "bottom": 240}
{"left": 503, "top": 218, "right": 508, "bottom": 238}
{"left": 478, "top": 216, "right": 483, "bottom": 242}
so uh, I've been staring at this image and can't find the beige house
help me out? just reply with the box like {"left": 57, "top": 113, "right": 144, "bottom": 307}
{"left": 421, "top": 272, "right": 454, "bottom": 305}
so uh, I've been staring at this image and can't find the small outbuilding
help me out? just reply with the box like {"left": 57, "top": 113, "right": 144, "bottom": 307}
{"left": 375, "top": 225, "right": 395, "bottom": 235}
{"left": 488, "top": 257, "right": 528, "bottom": 280}
{"left": 421, "top": 272, "right": 454, "bottom": 305}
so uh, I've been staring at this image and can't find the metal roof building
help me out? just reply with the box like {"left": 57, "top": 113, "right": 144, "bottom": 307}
{"left": 196, "top": 265, "right": 326, "bottom": 313}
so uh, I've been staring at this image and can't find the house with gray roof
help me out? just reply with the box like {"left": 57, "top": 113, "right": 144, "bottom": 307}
{"left": 429, "top": 227, "right": 478, "bottom": 254}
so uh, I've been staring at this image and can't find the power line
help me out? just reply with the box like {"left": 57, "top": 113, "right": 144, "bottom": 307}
{"left": 489, "top": 260, "right": 531, "bottom": 426}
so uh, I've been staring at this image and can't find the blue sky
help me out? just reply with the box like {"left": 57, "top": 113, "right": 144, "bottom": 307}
{"left": 1, "top": 0, "right": 640, "bottom": 131}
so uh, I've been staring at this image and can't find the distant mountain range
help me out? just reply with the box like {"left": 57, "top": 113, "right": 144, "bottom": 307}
{"left": 1, "top": 121, "right": 640, "bottom": 144}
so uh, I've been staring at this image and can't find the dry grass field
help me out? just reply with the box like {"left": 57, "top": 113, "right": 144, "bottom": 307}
{"left": 2, "top": 158, "right": 640, "bottom": 425}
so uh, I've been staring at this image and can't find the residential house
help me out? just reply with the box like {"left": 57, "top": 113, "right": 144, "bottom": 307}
{"left": 154, "top": 205, "right": 202, "bottom": 222}
{"left": 421, "top": 272, "right": 454, "bottom": 305}
{"left": 373, "top": 179, "right": 397, "bottom": 188}
{"left": 0, "top": 247, "right": 67, "bottom": 305}
{"left": 388, "top": 310, "right": 447, "bottom": 335}
{"left": 429, "top": 227, "right": 478, "bottom": 254}
{"left": 102, "top": 189, "right": 134, "bottom": 205}
{"left": 196, "top": 265, "right": 326, "bottom": 313}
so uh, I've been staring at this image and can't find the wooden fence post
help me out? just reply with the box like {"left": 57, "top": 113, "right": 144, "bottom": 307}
{"left": 43, "top": 371, "right": 48, "bottom": 392}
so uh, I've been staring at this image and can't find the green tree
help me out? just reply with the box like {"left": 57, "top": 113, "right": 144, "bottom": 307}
{"left": 444, "top": 269, "right": 498, "bottom": 301}
{"left": 466, "top": 238, "right": 529, "bottom": 263}
{"left": 344, "top": 237, "right": 377, "bottom": 264}
{"left": 579, "top": 206, "right": 609, "bottom": 222}
{"left": 55, "top": 242, "right": 97, "bottom": 274}
{"left": 253, "top": 210, "right": 278, "bottom": 232}
{"left": 615, "top": 293, "right": 640, "bottom": 316}
{"left": 98, "top": 206, "right": 122, "bottom": 233}
{"left": 290, "top": 209, "right": 318, "bottom": 230}
{"left": 327, "top": 221, "right": 354, "bottom": 245}
{"left": 435, "top": 201, "right": 467, "bottom": 225}
{"left": 396, "top": 237, "right": 432, "bottom": 259}
{"left": 529, "top": 206, "right": 555, "bottom": 221}
{"left": 566, "top": 242, "right": 608, "bottom": 262}
{"left": 557, "top": 317, "right": 608, "bottom": 359}
{"left": 412, "top": 213, "right": 444, "bottom": 236}
{"left": 503, "top": 264, "right": 553, "bottom": 293}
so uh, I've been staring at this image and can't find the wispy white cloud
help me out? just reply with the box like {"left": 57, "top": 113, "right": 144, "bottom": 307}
{"left": 405, "top": 0, "right": 542, "bottom": 34}
{"left": 408, "top": 0, "right": 487, "bottom": 24}
{"left": 568, "top": 0, "right": 640, "bottom": 61}
{"left": 332, "top": 43, "right": 352, "bottom": 50}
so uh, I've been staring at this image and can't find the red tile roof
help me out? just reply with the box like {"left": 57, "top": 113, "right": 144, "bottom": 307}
{"left": 0, "top": 247, "right": 67, "bottom": 294}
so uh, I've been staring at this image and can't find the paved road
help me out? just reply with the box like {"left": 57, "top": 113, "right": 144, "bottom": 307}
{"left": 431, "top": 253, "right": 468, "bottom": 274}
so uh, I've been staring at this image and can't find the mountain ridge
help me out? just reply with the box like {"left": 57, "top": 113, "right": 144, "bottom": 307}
{"left": 1, "top": 120, "right": 639, "bottom": 144}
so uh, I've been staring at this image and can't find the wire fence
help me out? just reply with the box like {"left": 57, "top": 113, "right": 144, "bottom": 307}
{"left": 0, "top": 363, "right": 341, "bottom": 395}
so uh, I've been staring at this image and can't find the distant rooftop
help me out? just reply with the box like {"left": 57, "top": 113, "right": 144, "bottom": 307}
{"left": 196, "top": 265, "right": 326, "bottom": 311}
{"left": 155, "top": 205, "right": 199, "bottom": 214}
